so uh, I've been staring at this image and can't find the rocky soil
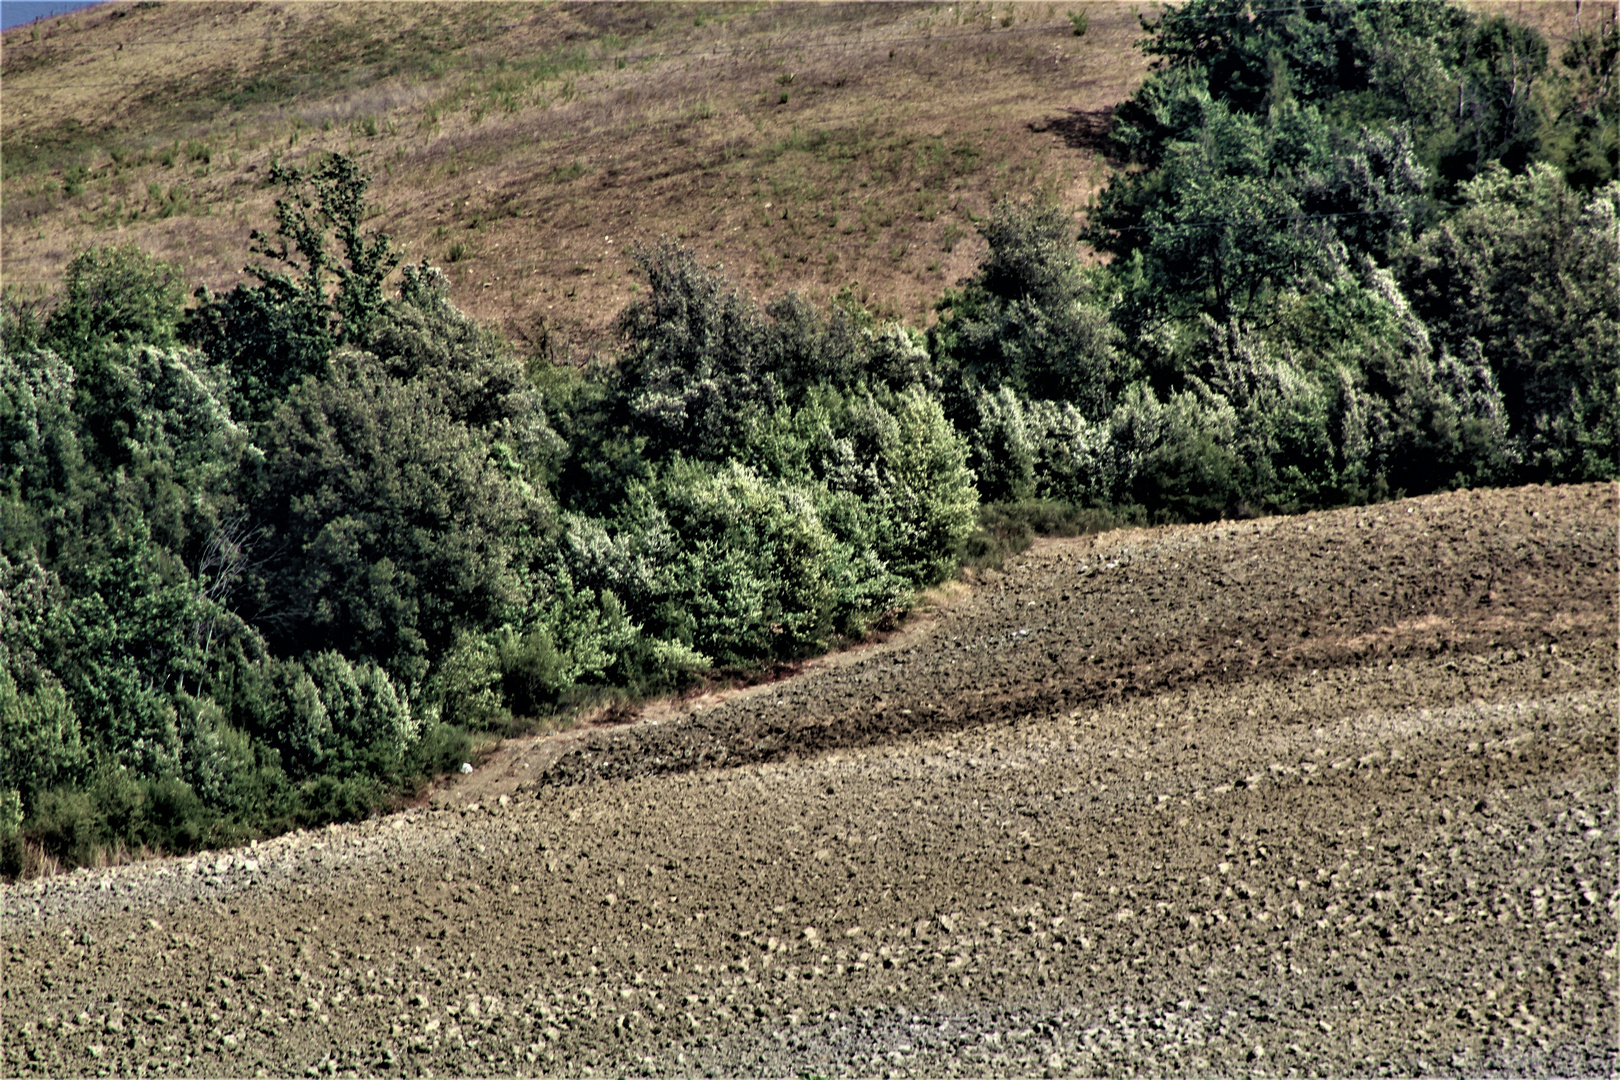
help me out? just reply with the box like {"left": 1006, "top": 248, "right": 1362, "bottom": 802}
{"left": 4, "top": 483, "right": 1615, "bottom": 1078}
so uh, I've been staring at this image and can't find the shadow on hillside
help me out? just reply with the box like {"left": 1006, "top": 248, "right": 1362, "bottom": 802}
{"left": 1032, "top": 106, "right": 1120, "bottom": 162}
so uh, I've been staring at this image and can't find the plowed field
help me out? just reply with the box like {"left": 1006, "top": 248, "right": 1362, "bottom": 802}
{"left": 5, "top": 483, "right": 1616, "bottom": 1078}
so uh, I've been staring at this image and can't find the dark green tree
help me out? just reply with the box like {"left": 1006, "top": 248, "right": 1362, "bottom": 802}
{"left": 185, "top": 153, "right": 401, "bottom": 419}
{"left": 1398, "top": 165, "right": 1619, "bottom": 481}
{"left": 1092, "top": 95, "right": 1429, "bottom": 329}
{"left": 1114, "top": 0, "right": 1548, "bottom": 195}
{"left": 44, "top": 245, "right": 186, "bottom": 355}
{"left": 248, "top": 347, "right": 554, "bottom": 687}
{"left": 933, "top": 200, "right": 1127, "bottom": 417}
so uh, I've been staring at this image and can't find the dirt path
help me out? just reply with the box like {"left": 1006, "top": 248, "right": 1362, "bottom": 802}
{"left": 427, "top": 584, "right": 971, "bottom": 813}
{"left": 4, "top": 483, "right": 1615, "bottom": 1078}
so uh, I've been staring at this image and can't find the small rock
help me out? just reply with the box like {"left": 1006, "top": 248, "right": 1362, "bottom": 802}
{"left": 459, "top": 762, "right": 474, "bottom": 774}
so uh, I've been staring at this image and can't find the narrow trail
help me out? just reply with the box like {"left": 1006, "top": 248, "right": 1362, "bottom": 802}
{"left": 425, "top": 583, "right": 970, "bottom": 814}
{"left": 4, "top": 483, "right": 1615, "bottom": 1078}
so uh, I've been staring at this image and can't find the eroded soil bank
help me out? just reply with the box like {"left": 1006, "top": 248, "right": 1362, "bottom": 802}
{"left": 4, "top": 483, "right": 1615, "bottom": 1078}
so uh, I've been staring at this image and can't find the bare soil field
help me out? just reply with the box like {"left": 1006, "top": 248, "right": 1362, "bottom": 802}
{"left": 4, "top": 483, "right": 1616, "bottom": 1078}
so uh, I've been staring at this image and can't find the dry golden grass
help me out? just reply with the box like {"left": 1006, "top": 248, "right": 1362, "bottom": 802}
{"left": 3, "top": 1, "right": 1578, "bottom": 355}
{"left": 3, "top": 1, "right": 1157, "bottom": 355}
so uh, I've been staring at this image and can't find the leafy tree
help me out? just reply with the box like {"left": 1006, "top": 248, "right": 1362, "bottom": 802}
{"left": 1, "top": 339, "right": 252, "bottom": 612}
{"left": 44, "top": 245, "right": 185, "bottom": 355}
{"left": 0, "top": 520, "right": 256, "bottom": 806}
{"left": 934, "top": 200, "right": 1127, "bottom": 416}
{"left": 0, "top": 289, "right": 47, "bottom": 356}
{"left": 249, "top": 347, "right": 554, "bottom": 686}
{"left": 612, "top": 241, "right": 778, "bottom": 462}
{"left": 1115, "top": 0, "right": 1549, "bottom": 195}
{"left": 267, "top": 651, "right": 418, "bottom": 781}
{"left": 368, "top": 264, "right": 564, "bottom": 474}
{"left": 182, "top": 281, "right": 332, "bottom": 421}
{"left": 582, "top": 243, "right": 948, "bottom": 521}
{"left": 1120, "top": 0, "right": 1469, "bottom": 122}
{"left": 1092, "top": 96, "right": 1428, "bottom": 328}
{"left": 1539, "top": 12, "right": 1619, "bottom": 190}
{"left": 966, "top": 386, "right": 1037, "bottom": 503}
{"left": 185, "top": 153, "right": 401, "bottom": 419}
{"left": 1398, "top": 165, "right": 1619, "bottom": 480}
{"left": 1443, "top": 15, "right": 1550, "bottom": 183}
{"left": 73, "top": 346, "right": 251, "bottom": 564}
{"left": 0, "top": 347, "right": 87, "bottom": 563}
{"left": 809, "top": 385, "right": 979, "bottom": 586}
{"left": 757, "top": 290, "right": 873, "bottom": 397}
{"left": 616, "top": 460, "right": 844, "bottom": 664}
{"left": 1109, "top": 382, "right": 1242, "bottom": 522}
{"left": 1019, "top": 398, "right": 1123, "bottom": 508}
{"left": 1191, "top": 319, "right": 1338, "bottom": 513}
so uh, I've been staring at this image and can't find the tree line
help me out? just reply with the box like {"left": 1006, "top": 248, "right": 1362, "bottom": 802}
{"left": 1, "top": 0, "right": 1614, "bottom": 875}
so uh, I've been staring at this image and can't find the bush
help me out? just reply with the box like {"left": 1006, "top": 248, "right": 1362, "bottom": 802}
{"left": 303, "top": 651, "right": 419, "bottom": 778}
{"left": 25, "top": 786, "right": 103, "bottom": 867}
{"left": 0, "top": 666, "right": 85, "bottom": 819}
{"left": 427, "top": 580, "right": 646, "bottom": 727}
{"left": 250, "top": 348, "right": 554, "bottom": 685}
{"left": 962, "top": 500, "right": 1126, "bottom": 570}
{"left": 812, "top": 385, "right": 978, "bottom": 586}
{"left": 1399, "top": 165, "right": 1619, "bottom": 481}
{"left": 619, "top": 460, "right": 844, "bottom": 664}
{"left": 19, "top": 767, "right": 222, "bottom": 869}
{"left": 45, "top": 245, "right": 185, "bottom": 354}
{"left": 430, "top": 629, "right": 509, "bottom": 730}
{"left": 405, "top": 721, "right": 473, "bottom": 781}
{"left": 1022, "top": 398, "right": 1124, "bottom": 506}
{"left": 295, "top": 773, "right": 384, "bottom": 829}
{"left": 182, "top": 281, "right": 333, "bottom": 420}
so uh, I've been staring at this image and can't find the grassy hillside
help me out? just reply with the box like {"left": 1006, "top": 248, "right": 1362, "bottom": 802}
{"left": 3, "top": 0, "right": 1169, "bottom": 356}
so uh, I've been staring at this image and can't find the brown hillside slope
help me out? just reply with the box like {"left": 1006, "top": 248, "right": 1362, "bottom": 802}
{"left": 3, "top": 1, "right": 1159, "bottom": 355}
{"left": 4, "top": 483, "right": 1614, "bottom": 1077}
{"left": 3, "top": 1, "right": 1589, "bottom": 355}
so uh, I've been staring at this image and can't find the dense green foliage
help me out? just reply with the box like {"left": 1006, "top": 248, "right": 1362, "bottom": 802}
{"left": 1059, "top": 0, "right": 1617, "bottom": 513}
{"left": 0, "top": 162, "right": 976, "bottom": 873}
{"left": 2, "top": 2, "right": 1615, "bottom": 875}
